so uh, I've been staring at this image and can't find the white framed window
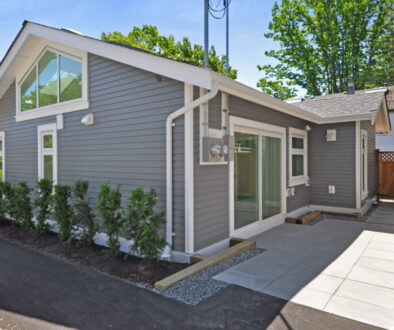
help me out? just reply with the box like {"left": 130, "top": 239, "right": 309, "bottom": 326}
{"left": 288, "top": 127, "right": 308, "bottom": 186}
{"left": 16, "top": 46, "right": 88, "bottom": 122}
{"left": 38, "top": 123, "right": 58, "bottom": 184}
{"left": 0, "top": 132, "right": 5, "bottom": 182}
{"left": 361, "top": 129, "right": 368, "bottom": 198}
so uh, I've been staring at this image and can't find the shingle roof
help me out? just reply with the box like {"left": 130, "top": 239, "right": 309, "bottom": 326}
{"left": 288, "top": 89, "right": 387, "bottom": 119}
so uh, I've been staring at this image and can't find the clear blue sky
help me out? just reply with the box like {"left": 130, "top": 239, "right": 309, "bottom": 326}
{"left": 0, "top": 0, "right": 280, "bottom": 90}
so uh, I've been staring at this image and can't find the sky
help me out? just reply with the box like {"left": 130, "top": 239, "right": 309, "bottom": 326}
{"left": 0, "top": 0, "right": 280, "bottom": 91}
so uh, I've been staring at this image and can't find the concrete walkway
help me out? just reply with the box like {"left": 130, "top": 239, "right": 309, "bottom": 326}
{"left": 214, "top": 203, "right": 394, "bottom": 329}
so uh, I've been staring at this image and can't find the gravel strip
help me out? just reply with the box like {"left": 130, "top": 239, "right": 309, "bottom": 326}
{"left": 153, "top": 247, "right": 264, "bottom": 305}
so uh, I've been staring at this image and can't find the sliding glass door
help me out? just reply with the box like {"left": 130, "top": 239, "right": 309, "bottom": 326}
{"left": 234, "top": 128, "right": 283, "bottom": 232}
{"left": 234, "top": 132, "right": 259, "bottom": 229}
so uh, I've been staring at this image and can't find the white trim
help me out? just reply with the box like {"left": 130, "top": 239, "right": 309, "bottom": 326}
{"left": 184, "top": 83, "right": 194, "bottom": 254}
{"left": 288, "top": 127, "right": 308, "bottom": 187}
{"left": 0, "top": 132, "right": 5, "bottom": 182}
{"left": 229, "top": 116, "right": 286, "bottom": 238}
{"left": 355, "top": 121, "right": 361, "bottom": 209}
{"left": 16, "top": 101, "right": 89, "bottom": 122}
{"left": 286, "top": 205, "right": 309, "bottom": 219}
{"left": 360, "top": 196, "right": 377, "bottom": 216}
{"left": 15, "top": 44, "right": 89, "bottom": 122}
{"left": 194, "top": 238, "right": 230, "bottom": 257}
{"left": 37, "top": 123, "right": 58, "bottom": 184}
{"left": 163, "top": 82, "right": 219, "bottom": 259}
{"left": 361, "top": 129, "right": 368, "bottom": 199}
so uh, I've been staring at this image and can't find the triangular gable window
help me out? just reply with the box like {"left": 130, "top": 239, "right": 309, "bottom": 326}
{"left": 17, "top": 47, "right": 88, "bottom": 122}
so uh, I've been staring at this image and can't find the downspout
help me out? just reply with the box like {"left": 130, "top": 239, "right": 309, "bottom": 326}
{"left": 162, "top": 81, "right": 219, "bottom": 259}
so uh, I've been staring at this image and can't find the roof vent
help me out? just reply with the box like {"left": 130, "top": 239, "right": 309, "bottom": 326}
{"left": 347, "top": 82, "right": 355, "bottom": 95}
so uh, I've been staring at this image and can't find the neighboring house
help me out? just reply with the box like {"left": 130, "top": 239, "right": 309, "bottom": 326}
{"left": 0, "top": 21, "right": 391, "bottom": 262}
{"left": 376, "top": 86, "right": 394, "bottom": 151}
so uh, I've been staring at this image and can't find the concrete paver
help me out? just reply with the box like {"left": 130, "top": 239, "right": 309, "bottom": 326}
{"left": 214, "top": 203, "right": 394, "bottom": 329}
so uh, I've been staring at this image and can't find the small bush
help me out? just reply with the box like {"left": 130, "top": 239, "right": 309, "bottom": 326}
{"left": 123, "top": 187, "right": 167, "bottom": 261}
{"left": 53, "top": 184, "right": 74, "bottom": 242}
{"left": 14, "top": 182, "right": 34, "bottom": 230}
{"left": 96, "top": 182, "right": 123, "bottom": 256}
{"left": 34, "top": 178, "right": 53, "bottom": 234}
{"left": 4, "top": 183, "right": 18, "bottom": 223}
{"left": 73, "top": 180, "right": 98, "bottom": 245}
{"left": 0, "top": 182, "right": 12, "bottom": 219}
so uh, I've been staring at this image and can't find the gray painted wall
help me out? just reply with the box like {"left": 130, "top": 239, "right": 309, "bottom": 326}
{"left": 361, "top": 120, "right": 377, "bottom": 204}
{"left": 309, "top": 122, "right": 356, "bottom": 208}
{"left": 193, "top": 88, "right": 229, "bottom": 251}
{"left": 0, "top": 54, "right": 186, "bottom": 252}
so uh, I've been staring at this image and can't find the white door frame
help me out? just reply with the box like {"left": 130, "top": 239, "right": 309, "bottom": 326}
{"left": 229, "top": 116, "right": 287, "bottom": 238}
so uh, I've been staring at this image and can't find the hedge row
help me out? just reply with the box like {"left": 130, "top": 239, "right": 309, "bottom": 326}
{"left": 0, "top": 179, "right": 167, "bottom": 260}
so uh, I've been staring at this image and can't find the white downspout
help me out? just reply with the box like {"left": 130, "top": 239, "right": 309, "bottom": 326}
{"left": 162, "top": 81, "right": 219, "bottom": 259}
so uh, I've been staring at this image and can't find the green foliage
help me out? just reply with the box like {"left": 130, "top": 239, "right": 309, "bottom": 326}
{"left": 53, "top": 184, "right": 74, "bottom": 242}
{"left": 73, "top": 180, "right": 98, "bottom": 245}
{"left": 123, "top": 188, "right": 166, "bottom": 261}
{"left": 34, "top": 178, "right": 53, "bottom": 234}
{"left": 258, "top": 0, "right": 393, "bottom": 98}
{"left": 96, "top": 182, "right": 123, "bottom": 256}
{"left": 101, "top": 25, "right": 237, "bottom": 79}
{"left": 0, "top": 182, "right": 11, "bottom": 219}
{"left": 4, "top": 183, "right": 18, "bottom": 222}
{"left": 13, "top": 182, "right": 34, "bottom": 230}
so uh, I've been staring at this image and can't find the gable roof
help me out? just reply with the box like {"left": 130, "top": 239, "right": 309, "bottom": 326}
{"left": 0, "top": 21, "right": 391, "bottom": 131}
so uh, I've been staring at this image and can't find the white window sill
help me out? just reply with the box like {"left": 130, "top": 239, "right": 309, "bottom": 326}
{"left": 289, "top": 176, "right": 308, "bottom": 187}
{"left": 15, "top": 100, "right": 90, "bottom": 122}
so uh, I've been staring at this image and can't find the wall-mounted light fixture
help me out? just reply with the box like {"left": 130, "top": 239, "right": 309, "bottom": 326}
{"left": 305, "top": 125, "right": 311, "bottom": 131}
{"left": 81, "top": 113, "right": 94, "bottom": 126}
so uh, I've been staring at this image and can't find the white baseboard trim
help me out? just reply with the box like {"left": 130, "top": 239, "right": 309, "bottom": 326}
{"left": 309, "top": 204, "right": 359, "bottom": 214}
{"left": 170, "top": 250, "right": 190, "bottom": 264}
{"left": 286, "top": 205, "right": 309, "bottom": 219}
{"left": 233, "top": 214, "right": 285, "bottom": 240}
{"left": 195, "top": 238, "right": 230, "bottom": 257}
{"left": 360, "top": 196, "right": 377, "bottom": 216}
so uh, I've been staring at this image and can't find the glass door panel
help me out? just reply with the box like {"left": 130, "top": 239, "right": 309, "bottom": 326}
{"left": 234, "top": 132, "right": 259, "bottom": 229}
{"left": 261, "top": 136, "right": 282, "bottom": 219}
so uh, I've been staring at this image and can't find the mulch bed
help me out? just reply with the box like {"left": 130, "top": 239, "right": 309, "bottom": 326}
{"left": 0, "top": 218, "right": 187, "bottom": 286}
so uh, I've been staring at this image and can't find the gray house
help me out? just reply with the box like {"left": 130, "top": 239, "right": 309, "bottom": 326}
{"left": 0, "top": 22, "right": 391, "bottom": 261}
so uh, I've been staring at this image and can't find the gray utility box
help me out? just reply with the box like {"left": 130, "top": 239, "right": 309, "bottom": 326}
{"left": 202, "top": 135, "right": 234, "bottom": 163}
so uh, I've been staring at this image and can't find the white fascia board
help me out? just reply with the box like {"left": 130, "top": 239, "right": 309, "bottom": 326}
{"left": 25, "top": 23, "right": 213, "bottom": 90}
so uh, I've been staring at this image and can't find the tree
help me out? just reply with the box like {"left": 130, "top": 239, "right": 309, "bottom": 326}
{"left": 101, "top": 25, "right": 237, "bottom": 79}
{"left": 258, "top": 0, "right": 393, "bottom": 99}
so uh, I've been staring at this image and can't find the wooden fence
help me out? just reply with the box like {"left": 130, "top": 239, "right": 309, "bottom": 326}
{"left": 378, "top": 151, "right": 394, "bottom": 198}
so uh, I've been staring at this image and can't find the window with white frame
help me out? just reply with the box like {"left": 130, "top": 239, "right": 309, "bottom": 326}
{"left": 38, "top": 124, "right": 57, "bottom": 184}
{"left": 361, "top": 129, "right": 368, "bottom": 198}
{"left": 0, "top": 132, "right": 5, "bottom": 182}
{"left": 17, "top": 47, "right": 88, "bottom": 122}
{"left": 288, "top": 127, "right": 308, "bottom": 186}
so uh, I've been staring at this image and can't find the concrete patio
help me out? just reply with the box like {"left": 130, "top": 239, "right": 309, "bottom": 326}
{"left": 214, "top": 203, "right": 394, "bottom": 329}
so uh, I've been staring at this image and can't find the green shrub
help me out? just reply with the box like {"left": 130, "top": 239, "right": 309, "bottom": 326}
{"left": 0, "top": 182, "right": 11, "bottom": 219}
{"left": 96, "top": 182, "right": 123, "bottom": 256}
{"left": 34, "top": 178, "right": 53, "bottom": 234}
{"left": 73, "top": 180, "right": 98, "bottom": 245}
{"left": 4, "top": 183, "right": 18, "bottom": 223}
{"left": 123, "top": 187, "right": 167, "bottom": 261}
{"left": 14, "top": 182, "right": 34, "bottom": 230}
{"left": 53, "top": 184, "right": 74, "bottom": 242}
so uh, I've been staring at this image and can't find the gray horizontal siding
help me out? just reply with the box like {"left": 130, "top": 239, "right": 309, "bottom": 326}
{"left": 361, "top": 120, "right": 377, "bottom": 204}
{"left": 0, "top": 54, "right": 185, "bottom": 252}
{"left": 309, "top": 122, "right": 356, "bottom": 208}
{"left": 194, "top": 88, "right": 228, "bottom": 251}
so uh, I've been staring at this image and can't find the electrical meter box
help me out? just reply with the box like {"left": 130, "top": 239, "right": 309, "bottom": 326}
{"left": 202, "top": 135, "right": 234, "bottom": 163}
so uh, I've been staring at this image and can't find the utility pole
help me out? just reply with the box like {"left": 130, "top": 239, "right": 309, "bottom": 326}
{"left": 204, "top": 0, "right": 209, "bottom": 67}
{"left": 225, "top": 0, "right": 229, "bottom": 77}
